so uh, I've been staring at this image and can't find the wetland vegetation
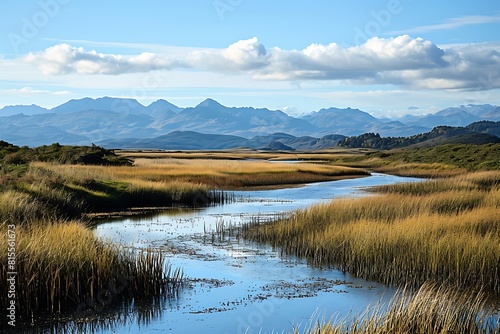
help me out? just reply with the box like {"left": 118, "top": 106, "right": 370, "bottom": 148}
{"left": 243, "top": 171, "right": 500, "bottom": 294}
{"left": 1, "top": 141, "right": 499, "bottom": 332}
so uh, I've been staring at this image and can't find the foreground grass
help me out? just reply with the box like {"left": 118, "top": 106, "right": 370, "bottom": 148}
{"left": 0, "top": 221, "right": 181, "bottom": 322}
{"left": 302, "top": 283, "right": 496, "bottom": 334}
{"left": 243, "top": 171, "right": 500, "bottom": 294}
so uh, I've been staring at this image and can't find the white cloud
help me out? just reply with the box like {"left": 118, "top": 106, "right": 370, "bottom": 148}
{"left": 22, "top": 37, "right": 500, "bottom": 92}
{"left": 186, "top": 37, "right": 268, "bottom": 71}
{"left": 24, "top": 43, "right": 178, "bottom": 75}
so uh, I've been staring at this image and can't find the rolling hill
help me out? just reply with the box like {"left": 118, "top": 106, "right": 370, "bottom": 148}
{"left": 98, "top": 131, "right": 347, "bottom": 151}
{"left": 339, "top": 121, "right": 500, "bottom": 150}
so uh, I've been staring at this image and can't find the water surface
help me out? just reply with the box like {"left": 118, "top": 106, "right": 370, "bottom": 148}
{"left": 91, "top": 173, "right": 421, "bottom": 333}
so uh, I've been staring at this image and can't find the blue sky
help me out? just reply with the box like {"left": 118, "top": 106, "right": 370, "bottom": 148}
{"left": 1, "top": 0, "right": 499, "bottom": 117}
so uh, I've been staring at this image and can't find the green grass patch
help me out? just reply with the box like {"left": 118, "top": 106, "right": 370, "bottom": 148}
{"left": 372, "top": 143, "right": 500, "bottom": 171}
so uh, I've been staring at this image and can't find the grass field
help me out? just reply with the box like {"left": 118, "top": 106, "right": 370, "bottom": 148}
{"left": 36, "top": 157, "right": 368, "bottom": 190}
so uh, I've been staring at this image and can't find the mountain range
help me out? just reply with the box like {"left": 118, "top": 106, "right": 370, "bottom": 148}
{"left": 1, "top": 97, "right": 499, "bottom": 148}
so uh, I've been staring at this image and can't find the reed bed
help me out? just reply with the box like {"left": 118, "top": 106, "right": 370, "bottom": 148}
{"left": 0, "top": 221, "right": 182, "bottom": 322}
{"left": 301, "top": 283, "right": 497, "bottom": 334}
{"left": 243, "top": 172, "right": 500, "bottom": 294}
{"left": 29, "top": 158, "right": 367, "bottom": 193}
{"left": 22, "top": 162, "right": 224, "bottom": 214}
{"left": 116, "top": 149, "right": 363, "bottom": 162}
{"left": 131, "top": 158, "right": 368, "bottom": 187}
{"left": 373, "top": 162, "right": 466, "bottom": 178}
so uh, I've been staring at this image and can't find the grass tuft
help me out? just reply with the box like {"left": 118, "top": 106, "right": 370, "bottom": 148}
{"left": 0, "top": 221, "right": 182, "bottom": 322}
{"left": 302, "top": 283, "right": 497, "bottom": 334}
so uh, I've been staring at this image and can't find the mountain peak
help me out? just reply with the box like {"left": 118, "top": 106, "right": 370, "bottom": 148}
{"left": 147, "top": 99, "right": 181, "bottom": 112}
{"left": 196, "top": 98, "right": 225, "bottom": 108}
{"left": 51, "top": 97, "right": 145, "bottom": 114}
{"left": 0, "top": 104, "right": 48, "bottom": 116}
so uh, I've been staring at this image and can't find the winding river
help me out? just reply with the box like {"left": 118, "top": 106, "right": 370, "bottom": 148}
{"left": 89, "top": 173, "right": 422, "bottom": 334}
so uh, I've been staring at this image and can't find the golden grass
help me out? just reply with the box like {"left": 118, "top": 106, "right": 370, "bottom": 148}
{"left": 0, "top": 190, "right": 49, "bottom": 223}
{"left": 373, "top": 162, "right": 466, "bottom": 178}
{"left": 0, "top": 221, "right": 180, "bottom": 320}
{"left": 115, "top": 148, "right": 369, "bottom": 162}
{"left": 243, "top": 171, "right": 500, "bottom": 294}
{"left": 30, "top": 158, "right": 368, "bottom": 190}
{"left": 21, "top": 162, "right": 221, "bottom": 214}
{"left": 302, "top": 283, "right": 496, "bottom": 334}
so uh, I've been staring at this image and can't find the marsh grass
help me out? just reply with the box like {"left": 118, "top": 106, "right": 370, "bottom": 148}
{"left": 115, "top": 148, "right": 368, "bottom": 162}
{"left": 0, "top": 191, "right": 51, "bottom": 224}
{"left": 130, "top": 158, "right": 369, "bottom": 188}
{"left": 243, "top": 172, "right": 500, "bottom": 294}
{"left": 302, "top": 283, "right": 497, "bottom": 334}
{"left": 0, "top": 221, "right": 182, "bottom": 322}
{"left": 21, "top": 162, "right": 224, "bottom": 215}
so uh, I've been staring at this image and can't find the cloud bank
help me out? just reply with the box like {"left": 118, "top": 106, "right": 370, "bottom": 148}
{"left": 24, "top": 36, "right": 500, "bottom": 91}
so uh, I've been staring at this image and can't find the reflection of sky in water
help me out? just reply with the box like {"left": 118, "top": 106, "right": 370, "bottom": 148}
{"left": 91, "top": 174, "right": 421, "bottom": 333}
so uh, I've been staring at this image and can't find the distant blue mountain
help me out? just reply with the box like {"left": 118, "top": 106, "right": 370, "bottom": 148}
{"left": 50, "top": 96, "right": 147, "bottom": 114}
{"left": 399, "top": 104, "right": 500, "bottom": 128}
{"left": 0, "top": 97, "right": 499, "bottom": 148}
{"left": 0, "top": 104, "right": 49, "bottom": 116}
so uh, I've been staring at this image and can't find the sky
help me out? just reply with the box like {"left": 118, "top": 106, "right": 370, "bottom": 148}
{"left": 0, "top": 0, "right": 499, "bottom": 117}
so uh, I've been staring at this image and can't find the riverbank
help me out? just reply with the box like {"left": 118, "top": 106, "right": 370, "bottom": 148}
{"left": 243, "top": 171, "right": 500, "bottom": 294}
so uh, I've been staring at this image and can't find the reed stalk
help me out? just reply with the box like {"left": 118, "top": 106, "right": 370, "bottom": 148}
{"left": 0, "top": 221, "right": 182, "bottom": 322}
{"left": 302, "top": 283, "right": 497, "bottom": 334}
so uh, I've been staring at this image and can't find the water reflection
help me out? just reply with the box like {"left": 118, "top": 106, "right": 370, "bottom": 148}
{"left": 4, "top": 294, "right": 175, "bottom": 334}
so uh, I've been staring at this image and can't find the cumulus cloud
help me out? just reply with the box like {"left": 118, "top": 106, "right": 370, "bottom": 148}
{"left": 186, "top": 37, "right": 268, "bottom": 71}
{"left": 24, "top": 43, "right": 177, "bottom": 75}
{"left": 23, "top": 36, "right": 500, "bottom": 91}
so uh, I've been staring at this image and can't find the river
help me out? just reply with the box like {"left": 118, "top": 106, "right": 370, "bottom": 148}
{"left": 88, "top": 173, "right": 422, "bottom": 334}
